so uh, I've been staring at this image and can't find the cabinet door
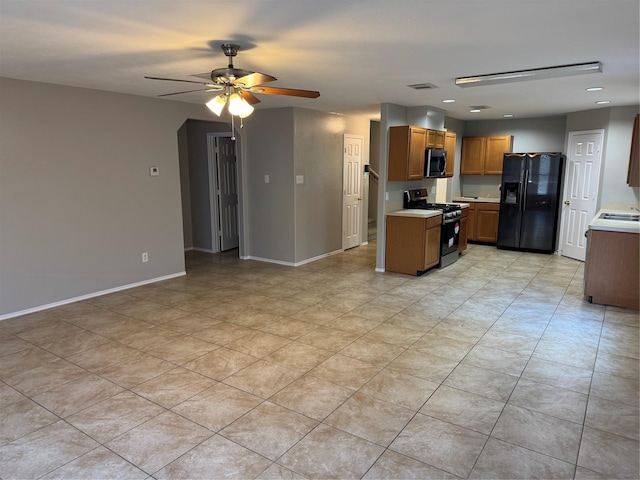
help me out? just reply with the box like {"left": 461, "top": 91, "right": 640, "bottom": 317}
{"left": 475, "top": 209, "right": 500, "bottom": 243}
{"left": 458, "top": 215, "right": 468, "bottom": 251}
{"left": 444, "top": 132, "right": 456, "bottom": 177}
{"left": 425, "top": 129, "right": 436, "bottom": 148}
{"left": 461, "top": 137, "right": 485, "bottom": 175}
{"left": 424, "top": 224, "right": 441, "bottom": 270}
{"left": 484, "top": 135, "right": 513, "bottom": 174}
{"left": 388, "top": 126, "right": 426, "bottom": 181}
{"left": 408, "top": 127, "right": 427, "bottom": 180}
{"left": 435, "top": 131, "right": 445, "bottom": 149}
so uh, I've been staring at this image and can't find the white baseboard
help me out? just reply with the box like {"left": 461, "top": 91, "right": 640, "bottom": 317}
{"left": 0, "top": 272, "right": 186, "bottom": 321}
{"left": 248, "top": 249, "right": 343, "bottom": 267}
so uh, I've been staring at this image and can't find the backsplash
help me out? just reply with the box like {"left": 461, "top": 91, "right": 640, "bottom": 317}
{"left": 458, "top": 176, "right": 501, "bottom": 199}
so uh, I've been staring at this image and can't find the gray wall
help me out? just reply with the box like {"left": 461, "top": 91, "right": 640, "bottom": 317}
{"left": 566, "top": 105, "right": 640, "bottom": 207}
{"left": 244, "top": 107, "right": 370, "bottom": 265}
{"left": 0, "top": 78, "right": 214, "bottom": 316}
{"left": 179, "top": 119, "right": 231, "bottom": 251}
{"left": 245, "top": 108, "right": 296, "bottom": 262}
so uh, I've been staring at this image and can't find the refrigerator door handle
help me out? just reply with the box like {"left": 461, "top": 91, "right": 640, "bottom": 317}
{"left": 521, "top": 168, "right": 529, "bottom": 212}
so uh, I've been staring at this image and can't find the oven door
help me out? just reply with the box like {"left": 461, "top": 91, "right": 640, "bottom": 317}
{"left": 441, "top": 217, "right": 460, "bottom": 256}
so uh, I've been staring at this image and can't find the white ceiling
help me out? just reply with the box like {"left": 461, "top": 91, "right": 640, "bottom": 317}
{"left": 1, "top": 0, "right": 638, "bottom": 121}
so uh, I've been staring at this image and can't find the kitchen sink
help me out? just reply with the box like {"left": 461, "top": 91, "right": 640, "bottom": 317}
{"left": 599, "top": 212, "right": 640, "bottom": 221}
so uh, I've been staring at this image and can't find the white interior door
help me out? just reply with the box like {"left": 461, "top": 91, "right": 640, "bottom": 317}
{"left": 559, "top": 130, "right": 603, "bottom": 261}
{"left": 343, "top": 135, "right": 363, "bottom": 250}
{"left": 216, "top": 136, "right": 239, "bottom": 251}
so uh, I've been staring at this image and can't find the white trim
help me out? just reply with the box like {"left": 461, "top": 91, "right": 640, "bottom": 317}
{"left": 191, "top": 247, "right": 216, "bottom": 253}
{"left": 247, "top": 249, "right": 343, "bottom": 267}
{"left": 0, "top": 272, "right": 186, "bottom": 321}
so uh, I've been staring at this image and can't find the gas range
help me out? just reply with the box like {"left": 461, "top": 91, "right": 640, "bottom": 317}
{"left": 403, "top": 189, "right": 462, "bottom": 221}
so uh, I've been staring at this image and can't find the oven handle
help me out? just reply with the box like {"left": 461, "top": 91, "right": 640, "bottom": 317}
{"left": 442, "top": 216, "right": 461, "bottom": 225}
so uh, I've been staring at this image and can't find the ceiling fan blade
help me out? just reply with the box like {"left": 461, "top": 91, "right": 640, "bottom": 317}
{"left": 250, "top": 86, "right": 320, "bottom": 98}
{"left": 191, "top": 73, "right": 213, "bottom": 81}
{"left": 157, "top": 88, "right": 219, "bottom": 97}
{"left": 234, "top": 72, "right": 277, "bottom": 88}
{"left": 238, "top": 90, "right": 261, "bottom": 105}
{"left": 145, "top": 76, "right": 210, "bottom": 85}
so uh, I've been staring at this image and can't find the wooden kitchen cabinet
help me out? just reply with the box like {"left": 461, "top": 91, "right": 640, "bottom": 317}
{"left": 466, "top": 202, "right": 500, "bottom": 243}
{"left": 627, "top": 114, "right": 639, "bottom": 187}
{"left": 460, "top": 135, "right": 513, "bottom": 175}
{"left": 584, "top": 229, "right": 639, "bottom": 310}
{"left": 475, "top": 203, "right": 500, "bottom": 242}
{"left": 458, "top": 206, "right": 469, "bottom": 252}
{"left": 425, "top": 129, "right": 445, "bottom": 149}
{"left": 385, "top": 214, "right": 442, "bottom": 275}
{"left": 467, "top": 203, "right": 476, "bottom": 241}
{"left": 388, "top": 126, "right": 426, "bottom": 181}
{"left": 444, "top": 131, "right": 456, "bottom": 177}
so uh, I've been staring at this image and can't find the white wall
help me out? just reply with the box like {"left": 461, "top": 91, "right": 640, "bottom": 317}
{"left": 0, "top": 78, "right": 215, "bottom": 317}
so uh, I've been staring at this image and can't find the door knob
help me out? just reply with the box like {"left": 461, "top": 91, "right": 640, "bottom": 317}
{"left": 564, "top": 200, "right": 571, "bottom": 205}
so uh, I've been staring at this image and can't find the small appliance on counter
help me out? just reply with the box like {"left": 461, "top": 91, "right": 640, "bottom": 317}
{"left": 497, "top": 152, "right": 564, "bottom": 253}
{"left": 404, "top": 188, "right": 462, "bottom": 268}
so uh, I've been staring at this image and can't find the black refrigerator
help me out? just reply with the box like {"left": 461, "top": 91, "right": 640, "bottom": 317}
{"left": 497, "top": 153, "right": 564, "bottom": 253}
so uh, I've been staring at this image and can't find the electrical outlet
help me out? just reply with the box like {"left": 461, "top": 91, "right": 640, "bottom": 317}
{"left": 142, "top": 252, "right": 149, "bottom": 263}
{"left": 149, "top": 167, "right": 159, "bottom": 176}
{"left": 264, "top": 174, "right": 270, "bottom": 184}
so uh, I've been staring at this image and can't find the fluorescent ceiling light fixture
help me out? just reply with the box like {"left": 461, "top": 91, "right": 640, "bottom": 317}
{"left": 469, "top": 109, "right": 482, "bottom": 113}
{"left": 595, "top": 100, "right": 611, "bottom": 104}
{"left": 503, "top": 114, "right": 514, "bottom": 118}
{"left": 455, "top": 61, "right": 602, "bottom": 88}
{"left": 442, "top": 99, "right": 455, "bottom": 103}
{"left": 586, "top": 87, "right": 604, "bottom": 91}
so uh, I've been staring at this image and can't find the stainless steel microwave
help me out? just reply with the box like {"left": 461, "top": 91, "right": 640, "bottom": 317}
{"left": 425, "top": 149, "right": 447, "bottom": 177}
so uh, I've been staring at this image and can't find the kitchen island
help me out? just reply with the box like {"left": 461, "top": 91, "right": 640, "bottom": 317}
{"left": 584, "top": 207, "right": 640, "bottom": 310}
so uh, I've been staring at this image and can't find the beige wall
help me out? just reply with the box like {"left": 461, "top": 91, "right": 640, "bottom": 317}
{"left": 0, "top": 78, "right": 214, "bottom": 317}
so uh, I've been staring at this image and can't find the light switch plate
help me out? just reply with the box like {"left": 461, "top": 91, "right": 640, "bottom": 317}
{"left": 264, "top": 174, "right": 270, "bottom": 184}
{"left": 296, "top": 175, "right": 304, "bottom": 184}
{"left": 150, "top": 166, "right": 160, "bottom": 176}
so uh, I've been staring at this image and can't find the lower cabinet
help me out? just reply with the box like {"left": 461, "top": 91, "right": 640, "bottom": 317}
{"left": 458, "top": 207, "right": 469, "bottom": 252}
{"left": 584, "top": 229, "right": 639, "bottom": 310}
{"left": 466, "top": 202, "right": 500, "bottom": 243}
{"left": 385, "top": 214, "right": 442, "bottom": 275}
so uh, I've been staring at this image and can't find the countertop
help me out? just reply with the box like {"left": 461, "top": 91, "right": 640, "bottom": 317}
{"left": 452, "top": 196, "right": 501, "bottom": 204}
{"left": 387, "top": 209, "right": 442, "bottom": 219}
{"left": 589, "top": 208, "right": 640, "bottom": 234}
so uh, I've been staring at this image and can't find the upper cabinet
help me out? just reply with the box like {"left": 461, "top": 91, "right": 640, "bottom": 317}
{"left": 388, "top": 126, "right": 451, "bottom": 181}
{"left": 627, "top": 114, "right": 639, "bottom": 187}
{"left": 444, "top": 131, "right": 456, "bottom": 177}
{"left": 426, "top": 129, "right": 445, "bottom": 149}
{"left": 460, "top": 135, "right": 513, "bottom": 175}
{"left": 388, "top": 126, "right": 426, "bottom": 181}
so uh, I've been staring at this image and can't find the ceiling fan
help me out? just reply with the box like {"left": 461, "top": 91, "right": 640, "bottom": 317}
{"left": 145, "top": 43, "right": 320, "bottom": 118}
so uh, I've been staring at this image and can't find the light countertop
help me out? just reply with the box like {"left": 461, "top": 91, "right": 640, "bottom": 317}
{"left": 453, "top": 196, "right": 500, "bottom": 204}
{"left": 387, "top": 209, "right": 442, "bottom": 219}
{"left": 589, "top": 208, "right": 640, "bottom": 234}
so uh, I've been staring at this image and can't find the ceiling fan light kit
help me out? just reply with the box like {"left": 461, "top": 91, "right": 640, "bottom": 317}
{"left": 455, "top": 61, "right": 602, "bottom": 87}
{"left": 146, "top": 42, "right": 319, "bottom": 123}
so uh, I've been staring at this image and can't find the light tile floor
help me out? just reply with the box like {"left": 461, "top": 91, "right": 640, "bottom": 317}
{"left": 1, "top": 242, "right": 638, "bottom": 479}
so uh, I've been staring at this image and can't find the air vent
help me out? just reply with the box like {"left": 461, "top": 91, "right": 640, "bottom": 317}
{"left": 407, "top": 83, "right": 438, "bottom": 90}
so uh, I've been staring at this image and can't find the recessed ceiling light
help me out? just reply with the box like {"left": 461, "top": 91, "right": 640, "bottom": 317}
{"left": 503, "top": 114, "right": 514, "bottom": 118}
{"left": 595, "top": 100, "right": 611, "bottom": 104}
{"left": 586, "top": 87, "right": 604, "bottom": 91}
{"left": 442, "top": 99, "right": 455, "bottom": 103}
{"left": 469, "top": 109, "right": 481, "bottom": 113}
